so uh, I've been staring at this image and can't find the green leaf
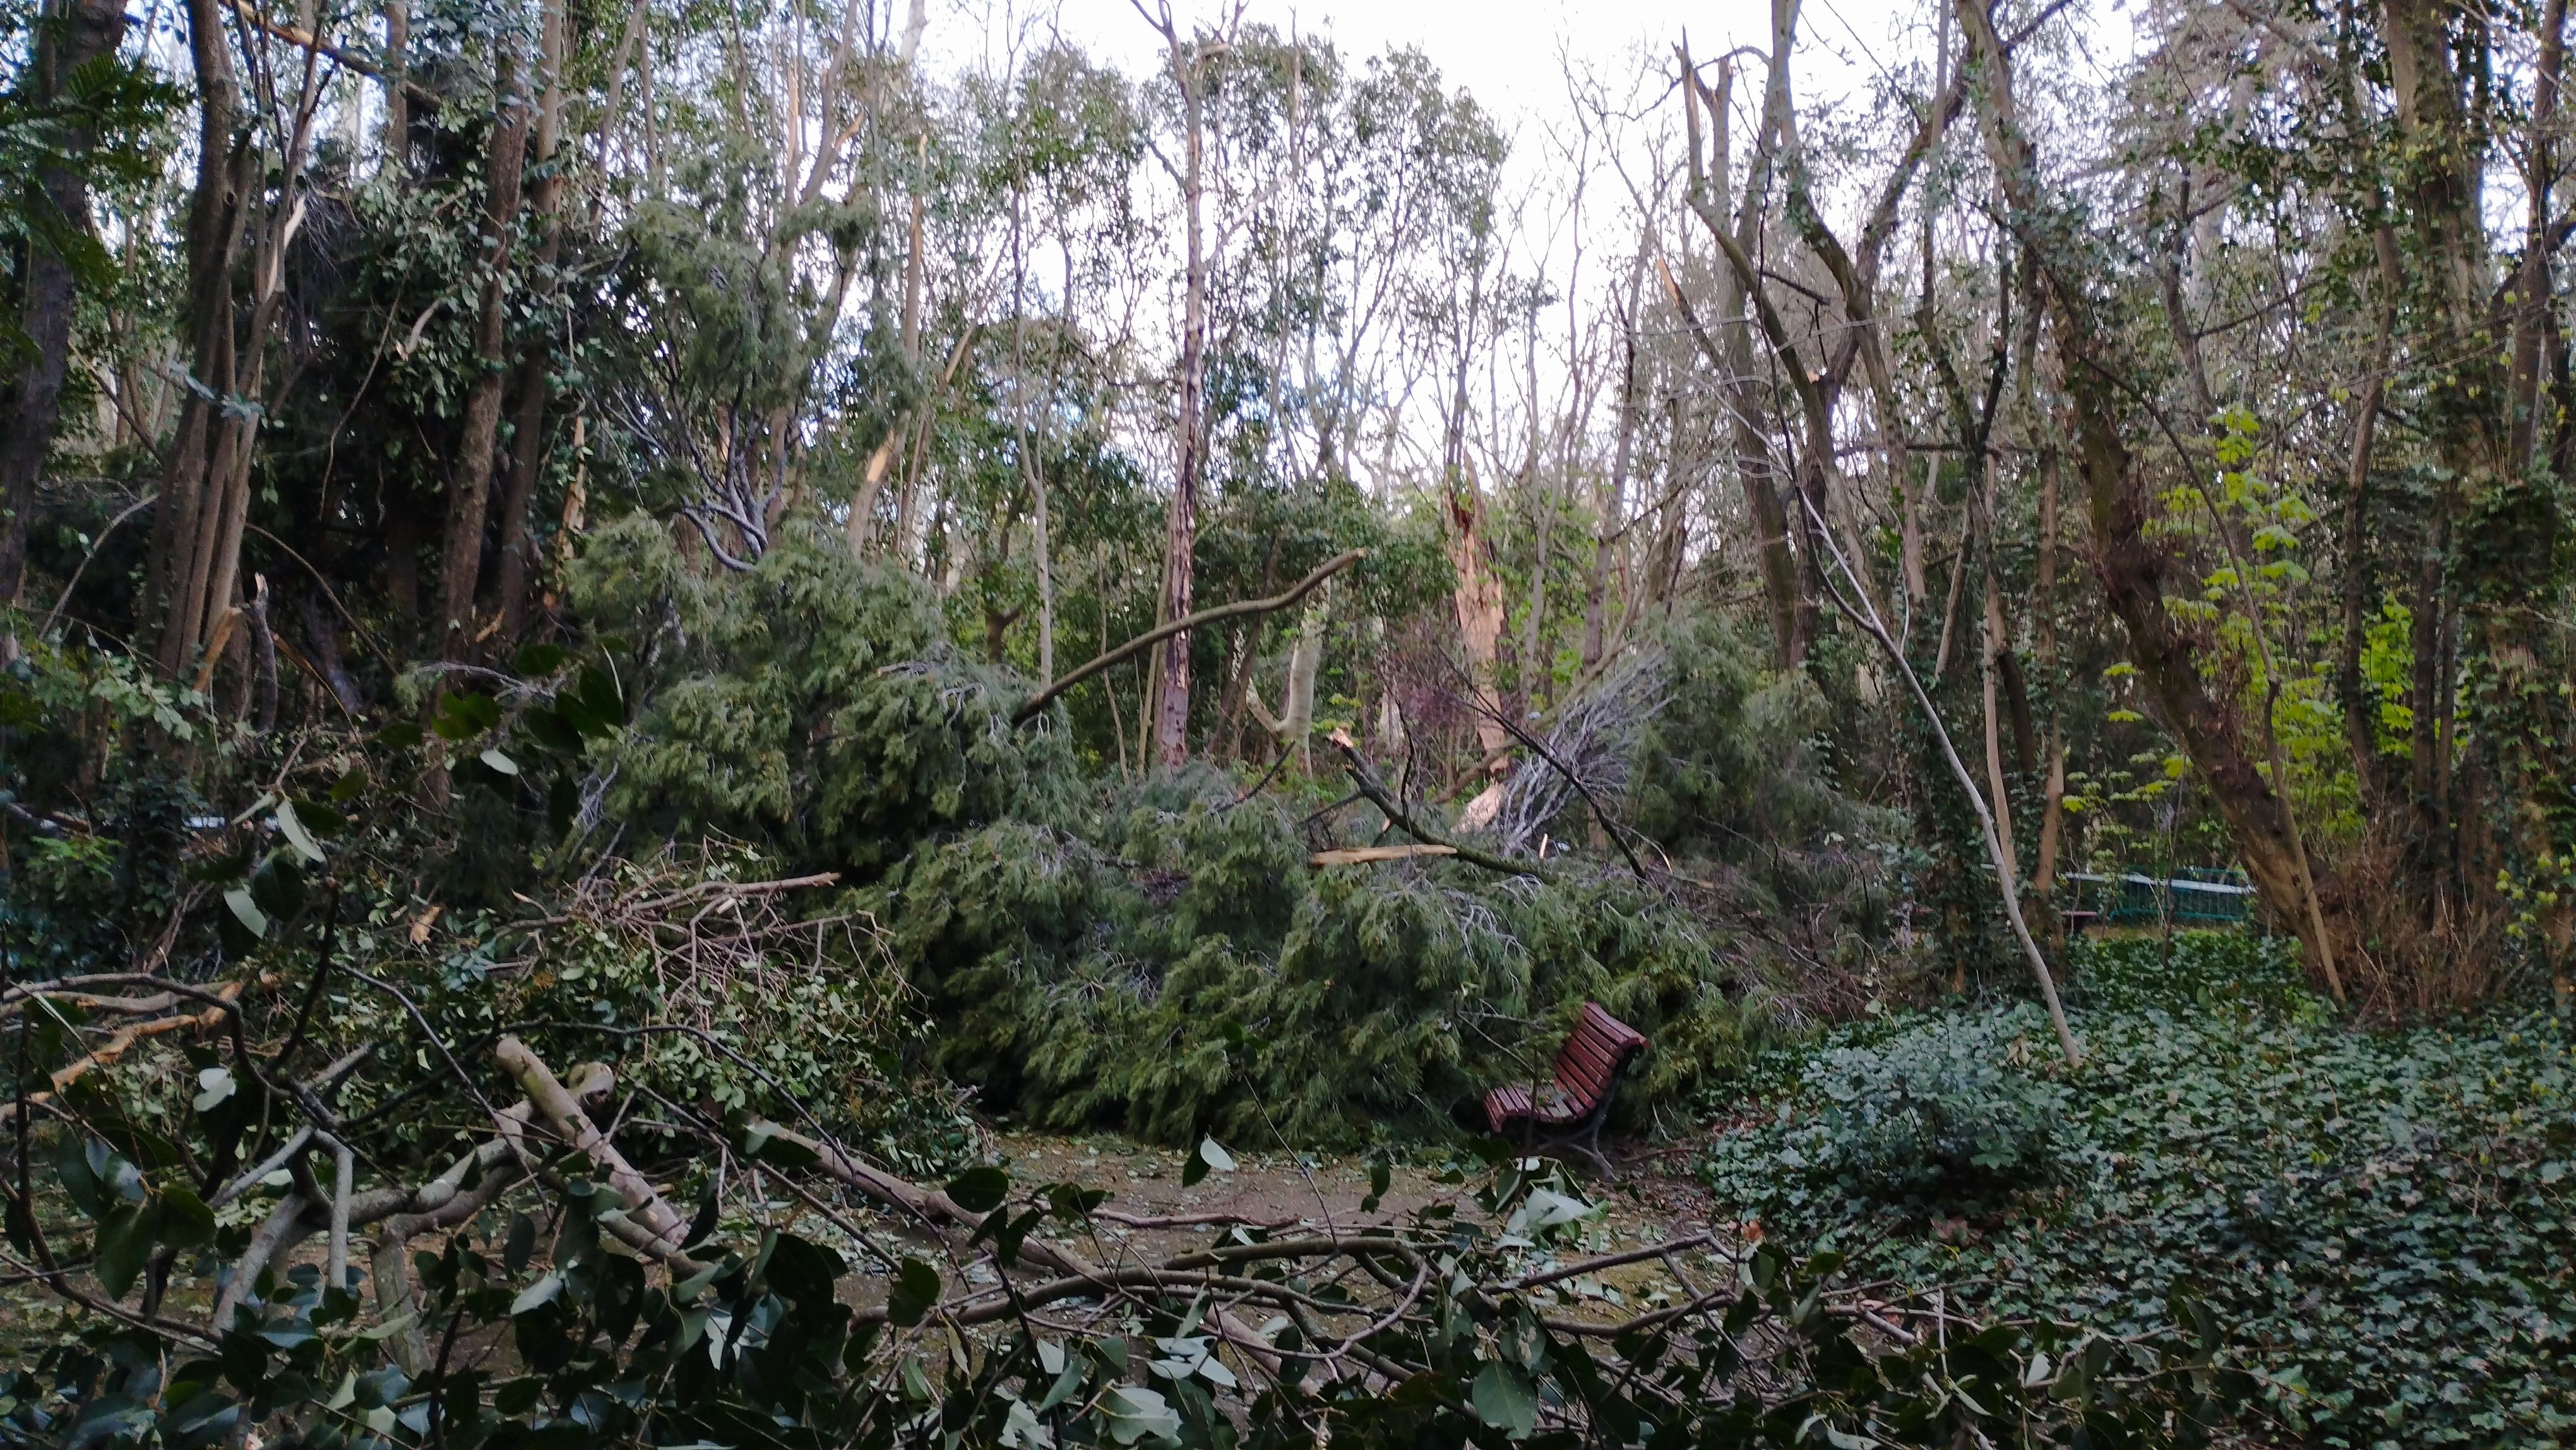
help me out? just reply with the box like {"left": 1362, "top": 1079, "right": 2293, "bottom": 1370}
{"left": 56, "top": 1136, "right": 107, "bottom": 1219}
{"left": 886, "top": 1257, "right": 941, "bottom": 1327}
{"left": 222, "top": 887, "right": 269, "bottom": 940}
{"left": 575, "top": 667, "right": 626, "bottom": 731}
{"left": 945, "top": 1165, "right": 1011, "bottom": 1214}
{"left": 513, "top": 643, "right": 568, "bottom": 676}
{"left": 1097, "top": 1384, "right": 1181, "bottom": 1446}
{"left": 504, "top": 1213, "right": 537, "bottom": 1275}
{"left": 249, "top": 854, "right": 307, "bottom": 922}
{"left": 95, "top": 1201, "right": 156, "bottom": 1298}
{"left": 523, "top": 707, "right": 583, "bottom": 754}
{"left": 763, "top": 1233, "right": 846, "bottom": 1306}
{"left": 273, "top": 801, "right": 327, "bottom": 865}
{"left": 1472, "top": 1360, "right": 1539, "bottom": 1438}
{"left": 510, "top": 1272, "right": 564, "bottom": 1317}
{"left": 479, "top": 747, "right": 520, "bottom": 777}
{"left": 432, "top": 692, "right": 501, "bottom": 741}
{"left": 158, "top": 1186, "right": 215, "bottom": 1250}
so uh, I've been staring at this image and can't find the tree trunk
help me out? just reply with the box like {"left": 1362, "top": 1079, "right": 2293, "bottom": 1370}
{"left": 1957, "top": 0, "right": 2342, "bottom": 987}
{"left": 438, "top": 47, "right": 531, "bottom": 662}
{"left": 146, "top": 0, "right": 249, "bottom": 676}
{"left": 0, "top": 0, "right": 129, "bottom": 627}
{"left": 1150, "top": 37, "right": 1208, "bottom": 770}
{"left": 1583, "top": 256, "right": 1644, "bottom": 675}
{"left": 381, "top": 0, "right": 408, "bottom": 173}
{"left": 491, "top": 0, "right": 566, "bottom": 645}
{"left": 2340, "top": 231, "right": 2401, "bottom": 796}
{"left": 1681, "top": 53, "right": 1804, "bottom": 668}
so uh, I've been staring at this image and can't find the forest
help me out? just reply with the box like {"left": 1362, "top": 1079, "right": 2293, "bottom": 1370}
{"left": 0, "top": 0, "right": 2572, "bottom": 1439}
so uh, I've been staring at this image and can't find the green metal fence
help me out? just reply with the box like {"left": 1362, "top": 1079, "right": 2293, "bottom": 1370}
{"left": 2064, "top": 868, "right": 2256, "bottom": 925}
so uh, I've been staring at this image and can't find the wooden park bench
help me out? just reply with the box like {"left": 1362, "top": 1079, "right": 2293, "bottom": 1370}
{"left": 1482, "top": 1003, "right": 1650, "bottom": 1177}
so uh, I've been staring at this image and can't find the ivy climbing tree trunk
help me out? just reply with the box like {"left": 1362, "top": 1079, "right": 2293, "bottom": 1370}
{"left": 1957, "top": 0, "right": 2346, "bottom": 996}
{"left": 0, "top": 0, "right": 130, "bottom": 636}
{"left": 439, "top": 42, "right": 532, "bottom": 662}
{"left": 491, "top": 0, "right": 566, "bottom": 646}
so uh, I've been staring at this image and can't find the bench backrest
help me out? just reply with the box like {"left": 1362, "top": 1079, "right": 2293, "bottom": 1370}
{"left": 1552, "top": 1003, "right": 1649, "bottom": 1117}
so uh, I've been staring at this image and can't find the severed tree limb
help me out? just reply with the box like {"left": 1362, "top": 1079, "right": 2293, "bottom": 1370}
{"left": 493, "top": 1038, "right": 691, "bottom": 1254}
{"left": 749, "top": 1118, "right": 1288, "bottom": 1379}
{"left": 1013, "top": 549, "right": 1365, "bottom": 725}
{"left": 1323, "top": 729, "right": 1549, "bottom": 881}
{"left": 1469, "top": 696, "right": 1651, "bottom": 880}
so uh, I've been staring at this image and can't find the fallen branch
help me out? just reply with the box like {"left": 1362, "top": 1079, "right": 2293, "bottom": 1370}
{"left": 1013, "top": 549, "right": 1366, "bottom": 725}
{"left": 1798, "top": 494, "right": 2084, "bottom": 1067}
{"left": 1309, "top": 844, "right": 1458, "bottom": 867}
{"left": 494, "top": 1038, "right": 695, "bottom": 1256}
{"left": 1325, "top": 729, "right": 1548, "bottom": 880}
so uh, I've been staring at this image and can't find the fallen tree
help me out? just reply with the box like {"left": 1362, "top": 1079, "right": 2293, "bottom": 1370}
{"left": 0, "top": 868, "right": 2270, "bottom": 1447}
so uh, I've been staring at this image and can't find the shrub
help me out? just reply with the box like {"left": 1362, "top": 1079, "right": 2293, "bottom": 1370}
{"left": 1794, "top": 1017, "right": 2070, "bottom": 1202}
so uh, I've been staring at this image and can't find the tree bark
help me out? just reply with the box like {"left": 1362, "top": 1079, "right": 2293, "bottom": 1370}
{"left": 1583, "top": 254, "right": 1645, "bottom": 674}
{"left": 1676, "top": 51, "right": 1803, "bottom": 668}
{"left": 439, "top": 47, "right": 531, "bottom": 662}
{"left": 0, "top": 0, "right": 129, "bottom": 625}
{"left": 1151, "top": 30, "right": 1210, "bottom": 770}
{"left": 1957, "top": 0, "right": 2344, "bottom": 990}
{"left": 2339, "top": 231, "right": 2401, "bottom": 796}
{"left": 146, "top": 0, "right": 257, "bottom": 677}
{"left": 491, "top": 0, "right": 566, "bottom": 645}
{"left": 381, "top": 0, "right": 408, "bottom": 174}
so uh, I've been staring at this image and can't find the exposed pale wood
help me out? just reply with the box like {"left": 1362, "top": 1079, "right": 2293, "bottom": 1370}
{"left": 1310, "top": 844, "right": 1458, "bottom": 867}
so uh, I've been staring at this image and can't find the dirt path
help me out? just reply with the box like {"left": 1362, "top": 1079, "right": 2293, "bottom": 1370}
{"left": 984, "top": 1134, "right": 1739, "bottom": 1315}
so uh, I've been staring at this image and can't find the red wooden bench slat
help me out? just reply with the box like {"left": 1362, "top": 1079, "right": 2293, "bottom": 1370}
{"left": 1486, "top": 1004, "right": 1650, "bottom": 1135}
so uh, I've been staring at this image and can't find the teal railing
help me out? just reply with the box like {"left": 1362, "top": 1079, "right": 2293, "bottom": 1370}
{"left": 2063, "top": 868, "right": 2255, "bottom": 925}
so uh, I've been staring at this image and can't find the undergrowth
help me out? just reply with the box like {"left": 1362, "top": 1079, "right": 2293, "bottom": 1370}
{"left": 1700, "top": 932, "right": 2576, "bottom": 1446}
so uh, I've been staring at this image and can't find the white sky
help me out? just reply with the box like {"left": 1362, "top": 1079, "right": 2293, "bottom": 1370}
{"left": 940, "top": 0, "right": 1938, "bottom": 149}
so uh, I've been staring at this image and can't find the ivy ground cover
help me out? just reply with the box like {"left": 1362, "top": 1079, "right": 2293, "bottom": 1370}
{"left": 1700, "top": 932, "right": 2576, "bottom": 1447}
